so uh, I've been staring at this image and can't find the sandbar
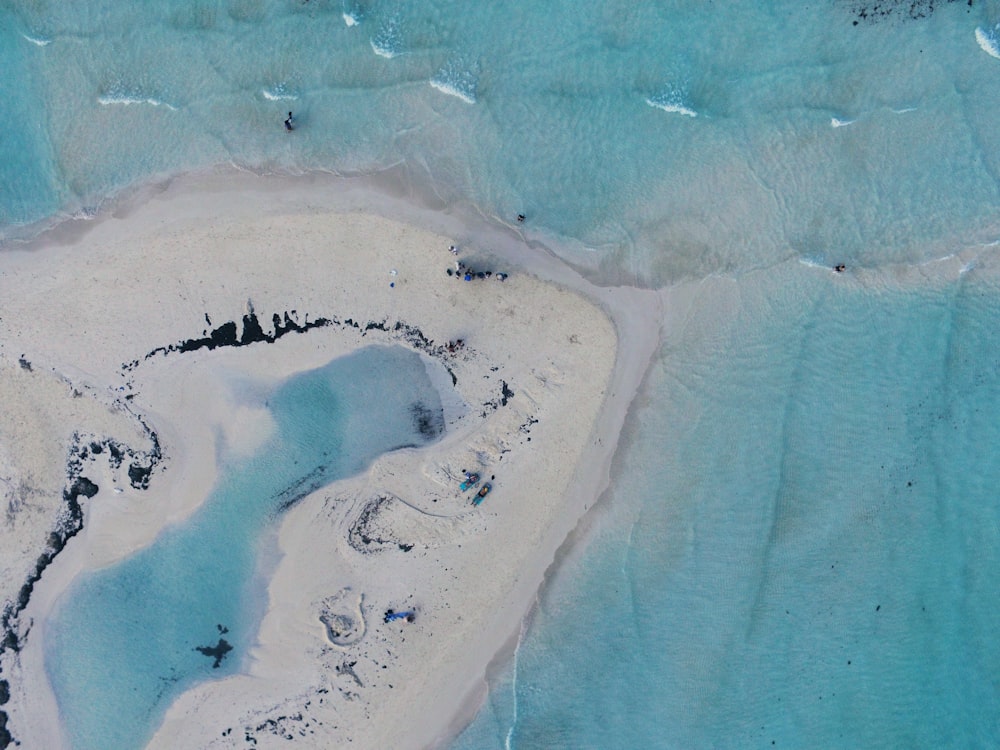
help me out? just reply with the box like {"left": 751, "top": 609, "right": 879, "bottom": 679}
{"left": 0, "top": 171, "right": 660, "bottom": 749}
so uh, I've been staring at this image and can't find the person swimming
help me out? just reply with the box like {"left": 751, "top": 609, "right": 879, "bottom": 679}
{"left": 284, "top": 111, "right": 294, "bottom": 131}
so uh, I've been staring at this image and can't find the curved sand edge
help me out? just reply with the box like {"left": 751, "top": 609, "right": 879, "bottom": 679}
{"left": 0, "top": 172, "right": 661, "bottom": 749}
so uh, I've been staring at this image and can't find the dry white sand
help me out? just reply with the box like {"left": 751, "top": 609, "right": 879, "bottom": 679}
{"left": 0, "top": 172, "right": 661, "bottom": 749}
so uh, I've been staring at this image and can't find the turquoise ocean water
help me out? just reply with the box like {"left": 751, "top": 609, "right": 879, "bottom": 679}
{"left": 454, "top": 269, "right": 1000, "bottom": 748}
{"left": 3, "top": 0, "right": 1000, "bottom": 747}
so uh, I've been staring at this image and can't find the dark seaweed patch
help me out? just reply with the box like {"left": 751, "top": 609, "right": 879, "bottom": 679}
{"left": 500, "top": 380, "right": 514, "bottom": 406}
{"left": 273, "top": 464, "right": 329, "bottom": 513}
{"left": 127, "top": 461, "right": 153, "bottom": 490}
{"left": 0, "top": 710, "right": 10, "bottom": 749}
{"left": 129, "top": 309, "right": 465, "bottom": 395}
{"left": 0, "top": 428, "right": 161, "bottom": 748}
{"left": 410, "top": 402, "right": 444, "bottom": 440}
{"left": 481, "top": 380, "right": 515, "bottom": 417}
{"left": 136, "top": 309, "right": 332, "bottom": 365}
{"left": 347, "top": 496, "right": 414, "bottom": 553}
{"left": 195, "top": 637, "right": 233, "bottom": 668}
{"left": 843, "top": 0, "right": 972, "bottom": 24}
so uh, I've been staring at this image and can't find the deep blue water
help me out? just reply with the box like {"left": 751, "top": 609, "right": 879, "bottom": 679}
{"left": 45, "top": 346, "right": 443, "bottom": 750}
{"left": 4, "top": 0, "right": 1000, "bottom": 747}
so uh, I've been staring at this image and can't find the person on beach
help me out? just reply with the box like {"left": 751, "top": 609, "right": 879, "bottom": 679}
{"left": 449, "top": 245, "right": 458, "bottom": 255}
{"left": 284, "top": 112, "right": 294, "bottom": 131}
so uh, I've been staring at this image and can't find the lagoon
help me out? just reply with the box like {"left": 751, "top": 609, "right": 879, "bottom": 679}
{"left": 45, "top": 345, "right": 444, "bottom": 750}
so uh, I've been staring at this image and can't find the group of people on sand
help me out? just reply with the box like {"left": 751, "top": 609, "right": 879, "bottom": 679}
{"left": 445, "top": 245, "right": 509, "bottom": 283}
{"left": 448, "top": 261, "right": 507, "bottom": 282}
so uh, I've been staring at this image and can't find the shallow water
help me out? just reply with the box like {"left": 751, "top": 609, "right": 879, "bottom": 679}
{"left": 45, "top": 346, "right": 443, "bottom": 750}
{"left": 4, "top": 0, "right": 1000, "bottom": 748}
{"left": 455, "top": 267, "right": 1000, "bottom": 748}
{"left": 3, "top": 1, "right": 1000, "bottom": 282}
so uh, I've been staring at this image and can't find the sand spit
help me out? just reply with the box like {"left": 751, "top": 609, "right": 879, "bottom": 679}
{"left": 0, "top": 172, "right": 659, "bottom": 749}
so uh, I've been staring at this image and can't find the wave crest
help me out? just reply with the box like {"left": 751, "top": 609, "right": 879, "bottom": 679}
{"left": 976, "top": 26, "right": 1000, "bottom": 60}
{"left": 430, "top": 58, "right": 478, "bottom": 104}
{"left": 371, "top": 15, "right": 402, "bottom": 58}
{"left": 645, "top": 87, "right": 697, "bottom": 118}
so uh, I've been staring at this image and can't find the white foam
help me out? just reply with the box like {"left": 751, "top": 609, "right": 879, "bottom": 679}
{"left": 262, "top": 88, "right": 298, "bottom": 101}
{"left": 371, "top": 39, "right": 398, "bottom": 58}
{"left": 644, "top": 97, "right": 696, "bottom": 118}
{"left": 343, "top": 12, "right": 358, "bottom": 27}
{"left": 97, "top": 96, "right": 177, "bottom": 111}
{"left": 831, "top": 117, "right": 855, "bottom": 128}
{"left": 429, "top": 78, "right": 476, "bottom": 105}
{"left": 21, "top": 33, "right": 51, "bottom": 46}
{"left": 798, "top": 258, "right": 832, "bottom": 270}
{"left": 371, "top": 17, "right": 401, "bottom": 58}
{"left": 976, "top": 26, "right": 1000, "bottom": 59}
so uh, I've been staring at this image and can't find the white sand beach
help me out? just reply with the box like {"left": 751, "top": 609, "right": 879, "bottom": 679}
{"left": 0, "top": 172, "right": 660, "bottom": 749}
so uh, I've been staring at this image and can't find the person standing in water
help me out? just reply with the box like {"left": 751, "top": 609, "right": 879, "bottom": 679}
{"left": 284, "top": 112, "right": 294, "bottom": 131}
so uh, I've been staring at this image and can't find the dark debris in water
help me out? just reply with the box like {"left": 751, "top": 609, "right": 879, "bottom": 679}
{"left": 195, "top": 637, "right": 233, "bottom": 669}
{"left": 843, "top": 0, "right": 973, "bottom": 25}
{"left": 274, "top": 464, "right": 329, "bottom": 513}
{"left": 411, "top": 401, "right": 444, "bottom": 440}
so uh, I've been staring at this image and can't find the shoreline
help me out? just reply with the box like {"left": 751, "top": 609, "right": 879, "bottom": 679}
{"left": 2, "top": 164, "right": 616, "bottom": 287}
{"left": 0, "top": 171, "right": 661, "bottom": 749}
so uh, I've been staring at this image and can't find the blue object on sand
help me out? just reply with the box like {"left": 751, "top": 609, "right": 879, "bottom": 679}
{"left": 385, "top": 610, "right": 415, "bottom": 623}
{"left": 473, "top": 482, "right": 492, "bottom": 506}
